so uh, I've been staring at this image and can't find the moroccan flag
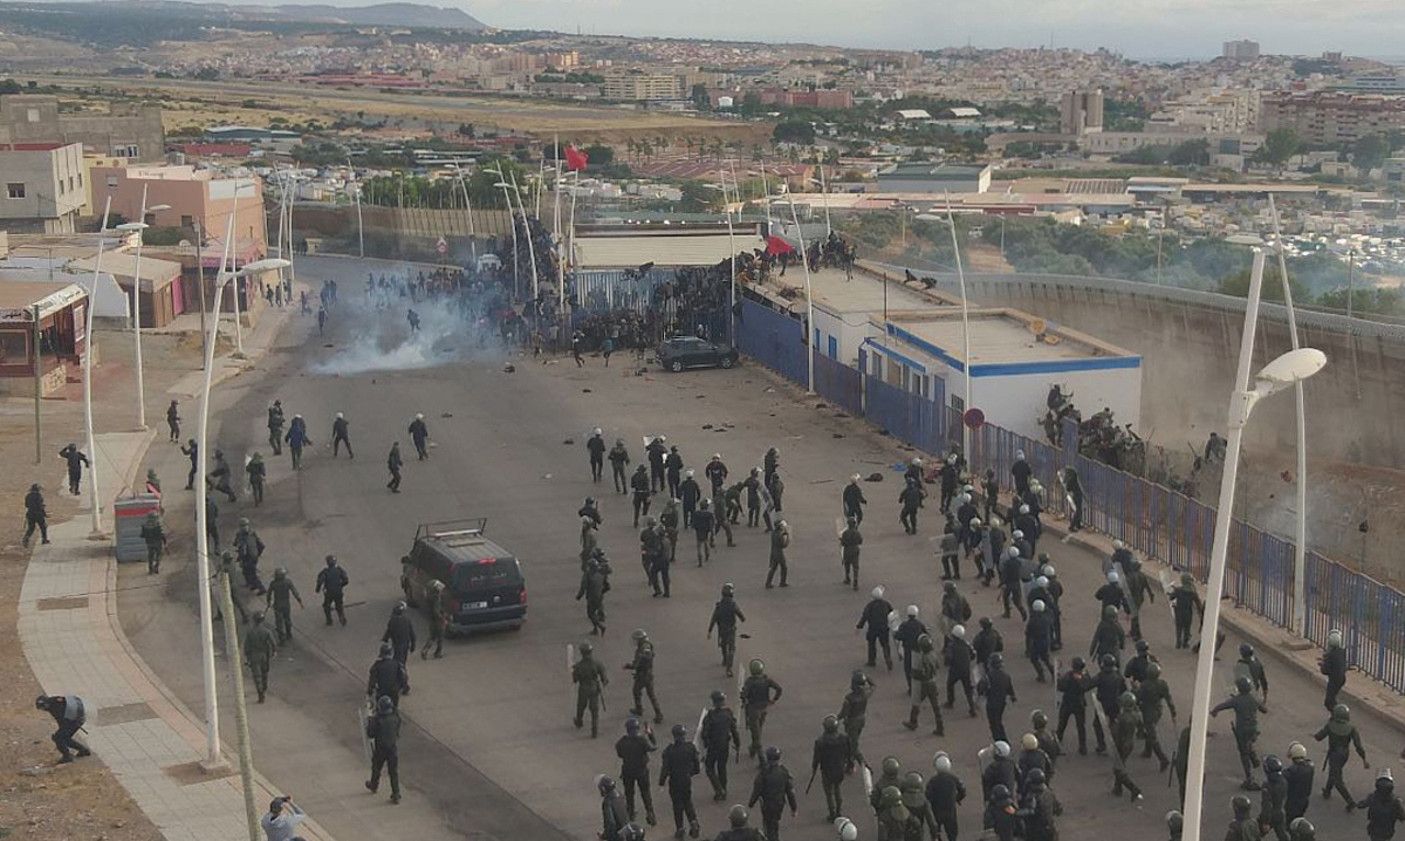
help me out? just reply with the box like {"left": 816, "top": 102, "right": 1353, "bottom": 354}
{"left": 564, "top": 145, "right": 589, "bottom": 172}
{"left": 765, "top": 235, "right": 795, "bottom": 256}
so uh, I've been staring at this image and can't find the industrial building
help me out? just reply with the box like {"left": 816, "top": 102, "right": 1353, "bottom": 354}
{"left": 875, "top": 162, "right": 992, "bottom": 194}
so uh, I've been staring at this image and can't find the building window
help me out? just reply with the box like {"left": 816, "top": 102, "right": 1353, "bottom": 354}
{"left": 57, "top": 180, "right": 64, "bottom": 195}
{"left": 180, "top": 215, "right": 194, "bottom": 228}
{"left": 77, "top": 172, "right": 82, "bottom": 187}
{"left": 67, "top": 176, "right": 74, "bottom": 192}
{"left": 25, "top": 107, "right": 38, "bottom": 123}
{"left": 6, "top": 182, "right": 25, "bottom": 199}
{"left": 106, "top": 175, "right": 118, "bottom": 188}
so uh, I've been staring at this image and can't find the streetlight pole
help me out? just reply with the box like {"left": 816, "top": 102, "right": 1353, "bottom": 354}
{"left": 721, "top": 165, "right": 737, "bottom": 345}
{"left": 83, "top": 197, "right": 112, "bottom": 540}
{"left": 509, "top": 171, "right": 539, "bottom": 303}
{"left": 818, "top": 164, "right": 831, "bottom": 238}
{"left": 449, "top": 163, "right": 476, "bottom": 266}
{"left": 193, "top": 254, "right": 286, "bottom": 773}
{"left": 1268, "top": 195, "right": 1310, "bottom": 636}
{"left": 485, "top": 166, "right": 520, "bottom": 299}
{"left": 945, "top": 196, "right": 973, "bottom": 456}
{"left": 1181, "top": 249, "right": 1327, "bottom": 841}
{"left": 347, "top": 161, "right": 364, "bottom": 259}
{"left": 783, "top": 189, "right": 815, "bottom": 393}
{"left": 118, "top": 192, "right": 170, "bottom": 431}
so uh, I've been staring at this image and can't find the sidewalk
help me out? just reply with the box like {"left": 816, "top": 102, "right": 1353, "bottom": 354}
{"left": 16, "top": 299, "right": 337, "bottom": 841}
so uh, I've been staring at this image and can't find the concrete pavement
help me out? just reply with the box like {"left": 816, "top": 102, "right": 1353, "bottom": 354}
{"left": 16, "top": 287, "right": 340, "bottom": 841}
{"left": 115, "top": 273, "right": 1405, "bottom": 841}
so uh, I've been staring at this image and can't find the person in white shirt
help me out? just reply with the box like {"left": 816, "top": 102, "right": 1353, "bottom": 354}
{"left": 260, "top": 795, "right": 306, "bottom": 841}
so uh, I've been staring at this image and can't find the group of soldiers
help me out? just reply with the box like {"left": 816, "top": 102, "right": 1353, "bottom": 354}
{"left": 570, "top": 428, "right": 1390, "bottom": 841}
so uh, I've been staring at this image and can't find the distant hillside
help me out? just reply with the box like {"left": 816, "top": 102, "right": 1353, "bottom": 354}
{"left": 0, "top": 0, "right": 487, "bottom": 48}
{"left": 218, "top": 1, "right": 485, "bottom": 30}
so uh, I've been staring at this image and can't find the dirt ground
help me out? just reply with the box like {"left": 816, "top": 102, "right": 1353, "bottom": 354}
{"left": 25, "top": 73, "right": 765, "bottom": 144}
{"left": 0, "top": 328, "right": 201, "bottom": 841}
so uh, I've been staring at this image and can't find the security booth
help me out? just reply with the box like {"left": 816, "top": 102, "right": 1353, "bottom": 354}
{"left": 113, "top": 493, "right": 162, "bottom": 562}
{"left": 0, "top": 280, "right": 88, "bottom": 396}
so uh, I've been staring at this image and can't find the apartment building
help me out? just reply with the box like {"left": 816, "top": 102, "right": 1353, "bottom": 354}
{"left": 0, "top": 142, "right": 85, "bottom": 233}
{"left": 0, "top": 95, "right": 165, "bottom": 162}
{"left": 1259, "top": 91, "right": 1405, "bottom": 145}
{"left": 603, "top": 71, "right": 682, "bottom": 102}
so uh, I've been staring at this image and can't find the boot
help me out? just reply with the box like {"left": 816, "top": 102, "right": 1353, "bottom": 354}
{"left": 689, "top": 821, "right": 700, "bottom": 838}
{"left": 903, "top": 708, "right": 919, "bottom": 731}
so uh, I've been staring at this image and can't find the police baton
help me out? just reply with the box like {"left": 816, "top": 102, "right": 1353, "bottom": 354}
{"left": 805, "top": 766, "right": 817, "bottom": 795}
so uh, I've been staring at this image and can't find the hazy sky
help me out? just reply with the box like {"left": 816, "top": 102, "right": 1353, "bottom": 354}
{"left": 445, "top": 0, "right": 1402, "bottom": 59}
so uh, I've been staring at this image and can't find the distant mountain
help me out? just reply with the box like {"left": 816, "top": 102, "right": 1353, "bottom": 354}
{"left": 221, "top": 2, "right": 486, "bottom": 30}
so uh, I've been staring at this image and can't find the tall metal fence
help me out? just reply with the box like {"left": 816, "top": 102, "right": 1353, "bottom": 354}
{"left": 734, "top": 309, "right": 1405, "bottom": 694}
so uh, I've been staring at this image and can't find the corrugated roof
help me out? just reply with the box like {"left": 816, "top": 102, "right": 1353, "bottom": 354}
{"left": 574, "top": 232, "right": 766, "bottom": 268}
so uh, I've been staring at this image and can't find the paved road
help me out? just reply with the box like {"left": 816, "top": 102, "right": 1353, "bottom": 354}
{"left": 120, "top": 258, "right": 1403, "bottom": 841}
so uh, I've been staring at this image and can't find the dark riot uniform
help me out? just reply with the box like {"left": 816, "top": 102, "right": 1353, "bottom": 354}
{"left": 700, "top": 701, "right": 741, "bottom": 799}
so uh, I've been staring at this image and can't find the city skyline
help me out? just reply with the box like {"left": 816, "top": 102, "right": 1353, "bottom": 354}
{"left": 303, "top": 0, "right": 1401, "bottom": 60}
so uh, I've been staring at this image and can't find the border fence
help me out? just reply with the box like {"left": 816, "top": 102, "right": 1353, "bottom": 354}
{"left": 733, "top": 295, "right": 1405, "bottom": 694}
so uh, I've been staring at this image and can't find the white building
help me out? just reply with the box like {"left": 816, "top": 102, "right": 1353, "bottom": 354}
{"left": 864, "top": 310, "right": 1142, "bottom": 441}
{"left": 752, "top": 262, "right": 1141, "bottom": 440}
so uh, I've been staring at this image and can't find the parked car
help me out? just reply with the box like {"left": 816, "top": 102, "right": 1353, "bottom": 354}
{"left": 656, "top": 336, "right": 739, "bottom": 372}
{"left": 400, "top": 518, "right": 526, "bottom": 635}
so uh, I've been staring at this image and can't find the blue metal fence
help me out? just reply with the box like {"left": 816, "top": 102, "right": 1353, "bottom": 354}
{"left": 736, "top": 298, "right": 807, "bottom": 385}
{"left": 734, "top": 304, "right": 1405, "bottom": 692}
{"left": 814, "top": 353, "right": 863, "bottom": 417}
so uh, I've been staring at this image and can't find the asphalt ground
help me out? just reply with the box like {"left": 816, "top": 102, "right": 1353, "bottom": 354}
{"left": 119, "top": 257, "right": 1403, "bottom": 841}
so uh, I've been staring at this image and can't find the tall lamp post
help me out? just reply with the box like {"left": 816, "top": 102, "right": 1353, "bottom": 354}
{"left": 116, "top": 195, "right": 170, "bottom": 430}
{"left": 944, "top": 196, "right": 973, "bottom": 455}
{"left": 192, "top": 256, "right": 288, "bottom": 772}
{"left": 1181, "top": 249, "right": 1327, "bottom": 841}
{"left": 83, "top": 196, "right": 113, "bottom": 539}
{"left": 1267, "top": 196, "right": 1311, "bottom": 636}
{"left": 484, "top": 166, "right": 521, "bottom": 298}
{"left": 781, "top": 187, "right": 815, "bottom": 393}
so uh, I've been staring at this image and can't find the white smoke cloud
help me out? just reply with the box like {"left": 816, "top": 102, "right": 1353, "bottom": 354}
{"left": 308, "top": 279, "right": 511, "bottom": 376}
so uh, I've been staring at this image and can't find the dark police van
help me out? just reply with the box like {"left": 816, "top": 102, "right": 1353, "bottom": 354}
{"left": 400, "top": 519, "right": 526, "bottom": 634}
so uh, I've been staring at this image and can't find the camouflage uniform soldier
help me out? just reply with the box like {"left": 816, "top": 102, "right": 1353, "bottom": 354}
{"left": 140, "top": 512, "right": 167, "bottom": 575}
{"left": 577, "top": 553, "right": 610, "bottom": 635}
{"left": 904, "top": 634, "right": 944, "bottom": 736}
{"left": 264, "top": 568, "right": 304, "bottom": 644}
{"left": 243, "top": 611, "right": 278, "bottom": 703}
{"left": 422, "top": 580, "right": 448, "bottom": 659}
{"left": 573, "top": 640, "right": 609, "bottom": 737}
{"left": 741, "top": 659, "right": 783, "bottom": 760}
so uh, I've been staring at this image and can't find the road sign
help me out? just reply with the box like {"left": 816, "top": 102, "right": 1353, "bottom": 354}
{"left": 436, "top": 237, "right": 448, "bottom": 255}
{"left": 963, "top": 408, "right": 985, "bottom": 430}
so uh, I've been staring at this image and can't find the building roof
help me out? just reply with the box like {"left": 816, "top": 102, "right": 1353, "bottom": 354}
{"left": 69, "top": 251, "right": 182, "bottom": 293}
{"left": 895, "top": 109, "right": 932, "bottom": 120}
{"left": 880, "top": 311, "right": 1138, "bottom": 372}
{"left": 0, "top": 280, "right": 87, "bottom": 322}
{"left": 878, "top": 162, "right": 990, "bottom": 181}
{"left": 948, "top": 107, "right": 982, "bottom": 118}
{"left": 766, "top": 266, "right": 949, "bottom": 315}
{"left": 574, "top": 231, "right": 766, "bottom": 269}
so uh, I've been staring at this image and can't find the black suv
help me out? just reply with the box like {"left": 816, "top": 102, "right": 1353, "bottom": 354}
{"left": 656, "top": 336, "right": 739, "bottom": 372}
{"left": 400, "top": 519, "right": 526, "bottom": 634}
